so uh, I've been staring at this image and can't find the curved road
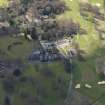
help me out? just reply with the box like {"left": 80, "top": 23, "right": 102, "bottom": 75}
{"left": 64, "top": 58, "right": 74, "bottom": 105}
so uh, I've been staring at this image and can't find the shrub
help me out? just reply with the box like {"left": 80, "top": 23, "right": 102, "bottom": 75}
{"left": 40, "top": 67, "right": 55, "bottom": 78}
{"left": 2, "top": 77, "right": 16, "bottom": 93}
{"left": 4, "top": 96, "right": 11, "bottom": 105}
{"left": 13, "top": 69, "right": 22, "bottom": 77}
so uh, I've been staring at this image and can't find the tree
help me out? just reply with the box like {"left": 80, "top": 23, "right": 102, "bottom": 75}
{"left": 32, "top": 0, "right": 67, "bottom": 17}
{"left": 4, "top": 96, "right": 11, "bottom": 105}
{"left": 13, "top": 69, "right": 22, "bottom": 77}
{"left": 63, "top": 59, "right": 72, "bottom": 73}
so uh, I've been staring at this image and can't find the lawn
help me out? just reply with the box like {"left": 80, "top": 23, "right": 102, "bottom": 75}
{"left": 57, "top": 0, "right": 103, "bottom": 55}
{"left": 58, "top": 0, "right": 105, "bottom": 104}
{"left": 0, "top": 36, "right": 40, "bottom": 60}
{"left": 0, "top": 0, "right": 105, "bottom": 105}
{"left": 0, "top": 0, "right": 8, "bottom": 7}
{"left": 12, "top": 61, "right": 70, "bottom": 105}
{"left": 0, "top": 80, "right": 5, "bottom": 105}
{"left": 89, "top": 0, "right": 104, "bottom": 8}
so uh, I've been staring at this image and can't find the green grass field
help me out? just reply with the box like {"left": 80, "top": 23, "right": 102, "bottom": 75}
{"left": 12, "top": 62, "right": 70, "bottom": 105}
{"left": 0, "top": 36, "right": 35, "bottom": 60}
{"left": 0, "top": 0, "right": 105, "bottom": 105}
{"left": 0, "top": 0, "right": 8, "bottom": 7}
{"left": 58, "top": 0, "right": 105, "bottom": 104}
{"left": 57, "top": 0, "right": 103, "bottom": 54}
